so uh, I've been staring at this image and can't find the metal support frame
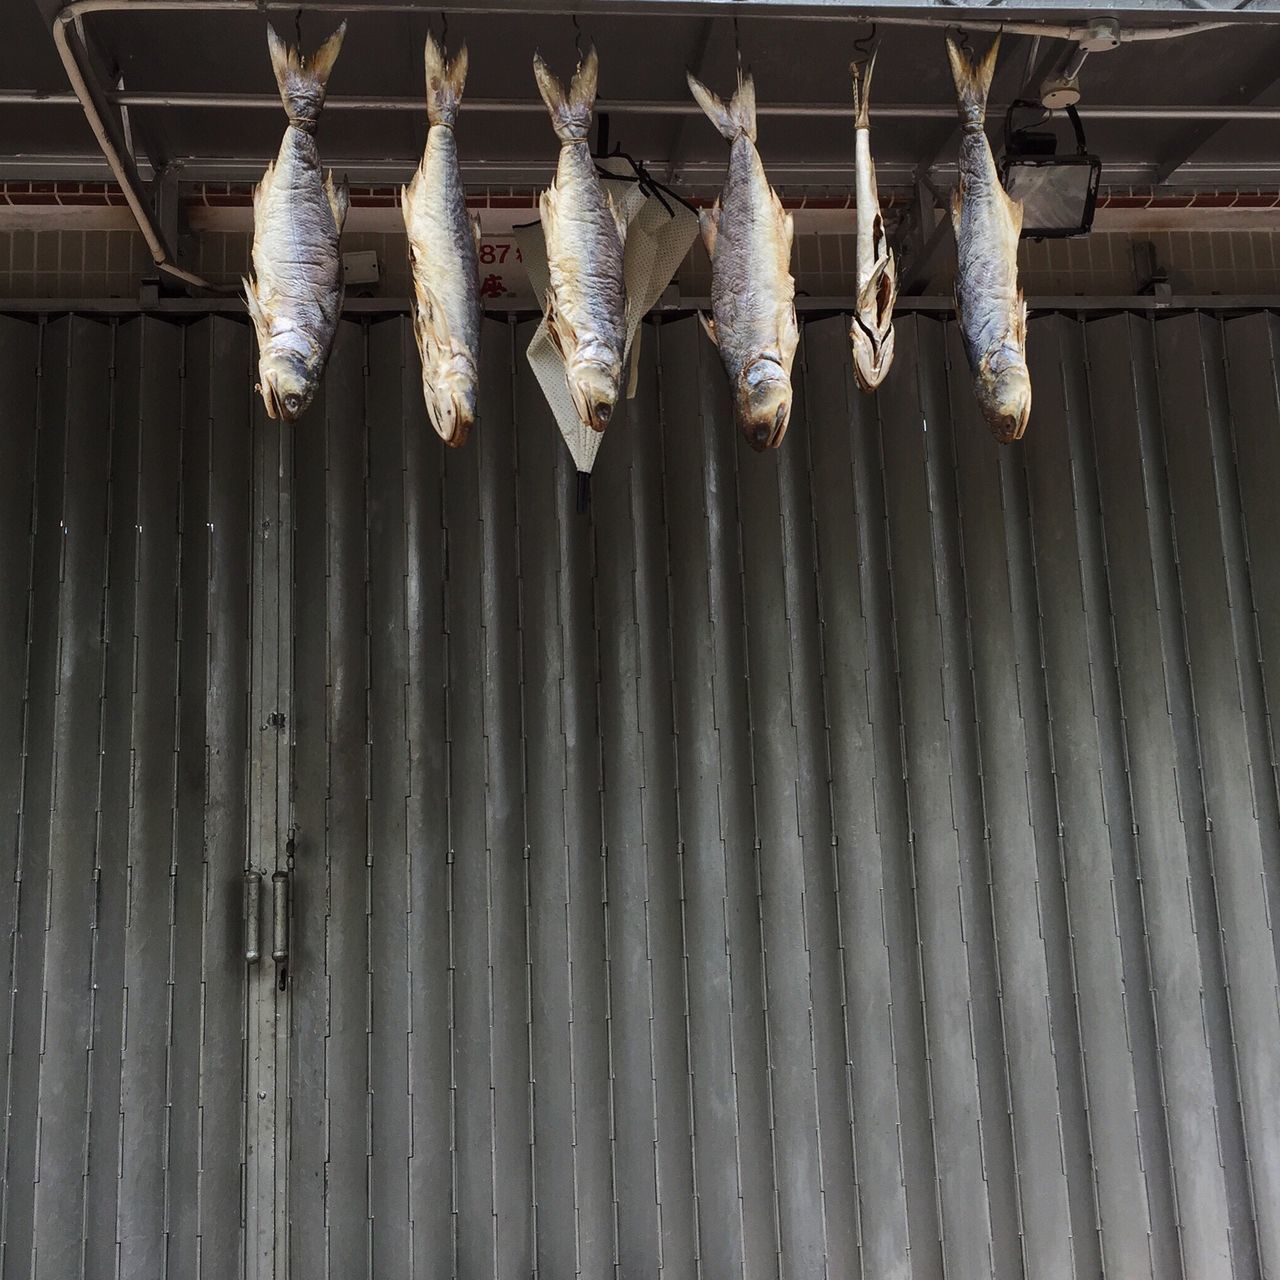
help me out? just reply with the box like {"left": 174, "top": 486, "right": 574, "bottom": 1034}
{"left": 900, "top": 178, "right": 953, "bottom": 296}
{"left": 1153, "top": 34, "right": 1280, "bottom": 182}
{"left": 40, "top": 0, "right": 1244, "bottom": 296}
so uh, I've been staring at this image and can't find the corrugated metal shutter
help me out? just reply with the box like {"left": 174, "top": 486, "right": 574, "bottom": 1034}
{"left": 0, "top": 308, "right": 1276, "bottom": 1280}
{"left": 0, "top": 315, "right": 251, "bottom": 1280}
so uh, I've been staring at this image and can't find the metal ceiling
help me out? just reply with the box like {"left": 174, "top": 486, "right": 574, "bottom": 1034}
{"left": 7, "top": 1, "right": 1280, "bottom": 287}
{"left": 7, "top": 4, "right": 1280, "bottom": 186}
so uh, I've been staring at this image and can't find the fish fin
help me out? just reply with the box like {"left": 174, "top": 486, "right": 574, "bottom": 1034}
{"left": 687, "top": 70, "right": 756, "bottom": 144}
{"left": 1013, "top": 291, "right": 1028, "bottom": 347}
{"left": 267, "top": 20, "right": 346, "bottom": 130}
{"left": 779, "top": 204, "right": 795, "bottom": 256}
{"left": 779, "top": 300, "right": 800, "bottom": 371}
{"left": 401, "top": 178, "right": 417, "bottom": 234}
{"left": 946, "top": 33, "right": 1000, "bottom": 127}
{"left": 539, "top": 185, "right": 558, "bottom": 255}
{"left": 470, "top": 213, "right": 483, "bottom": 260}
{"left": 699, "top": 201, "right": 720, "bottom": 258}
{"left": 1007, "top": 191, "right": 1025, "bottom": 241}
{"left": 544, "top": 290, "right": 576, "bottom": 363}
{"left": 411, "top": 278, "right": 446, "bottom": 357}
{"left": 533, "top": 46, "right": 597, "bottom": 143}
{"left": 698, "top": 312, "right": 718, "bottom": 348}
{"left": 949, "top": 179, "right": 964, "bottom": 238}
{"left": 243, "top": 277, "right": 270, "bottom": 343}
{"left": 424, "top": 33, "right": 468, "bottom": 128}
{"left": 626, "top": 328, "right": 641, "bottom": 400}
{"left": 850, "top": 47, "right": 876, "bottom": 131}
{"left": 604, "top": 187, "right": 628, "bottom": 247}
{"left": 325, "top": 171, "right": 350, "bottom": 231}
{"left": 866, "top": 158, "right": 883, "bottom": 223}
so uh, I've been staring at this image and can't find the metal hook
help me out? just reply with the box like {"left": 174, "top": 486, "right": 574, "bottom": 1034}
{"left": 853, "top": 23, "right": 876, "bottom": 64}
{"left": 956, "top": 26, "right": 972, "bottom": 55}
{"left": 733, "top": 14, "right": 743, "bottom": 74}
{"left": 572, "top": 13, "right": 584, "bottom": 60}
{"left": 440, "top": 9, "right": 449, "bottom": 43}
{"left": 295, "top": 7, "right": 303, "bottom": 49}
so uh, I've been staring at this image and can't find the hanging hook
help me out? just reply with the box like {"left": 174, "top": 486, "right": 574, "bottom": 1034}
{"left": 295, "top": 7, "right": 303, "bottom": 49}
{"left": 852, "top": 23, "right": 876, "bottom": 65}
{"left": 732, "top": 14, "right": 743, "bottom": 76}
{"left": 440, "top": 9, "right": 449, "bottom": 44}
{"left": 572, "top": 13, "right": 584, "bottom": 61}
{"left": 955, "top": 26, "right": 972, "bottom": 55}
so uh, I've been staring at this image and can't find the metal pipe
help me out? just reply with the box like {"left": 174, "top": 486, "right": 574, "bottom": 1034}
{"left": 244, "top": 870, "right": 262, "bottom": 964}
{"left": 50, "top": 0, "right": 217, "bottom": 288}
{"left": 16, "top": 86, "right": 1280, "bottom": 124}
{"left": 53, "top": 0, "right": 1246, "bottom": 39}
{"left": 1061, "top": 45, "right": 1091, "bottom": 82}
{"left": 271, "top": 870, "right": 289, "bottom": 963}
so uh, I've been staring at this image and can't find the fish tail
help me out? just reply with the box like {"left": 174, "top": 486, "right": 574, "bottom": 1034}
{"left": 424, "top": 33, "right": 468, "bottom": 128}
{"left": 687, "top": 71, "right": 756, "bottom": 144}
{"left": 267, "top": 20, "right": 346, "bottom": 131}
{"left": 533, "top": 46, "right": 598, "bottom": 143}
{"left": 946, "top": 32, "right": 1000, "bottom": 127}
{"left": 850, "top": 48, "right": 876, "bottom": 131}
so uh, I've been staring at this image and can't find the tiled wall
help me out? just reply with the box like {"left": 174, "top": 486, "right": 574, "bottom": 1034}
{"left": 3, "top": 226, "right": 1280, "bottom": 300}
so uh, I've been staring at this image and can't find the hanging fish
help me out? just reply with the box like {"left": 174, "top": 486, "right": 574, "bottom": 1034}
{"left": 947, "top": 34, "right": 1031, "bottom": 443}
{"left": 688, "top": 70, "right": 798, "bottom": 451}
{"left": 403, "top": 34, "right": 482, "bottom": 447}
{"left": 849, "top": 51, "right": 897, "bottom": 391}
{"left": 532, "top": 46, "right": 627, "bottom": 435}
{"left": 245, "top": 22, "right": 348, "bottom": 422}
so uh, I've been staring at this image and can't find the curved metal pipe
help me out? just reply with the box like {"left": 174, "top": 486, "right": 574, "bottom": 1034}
{"left": 50, "top": 0, "right": 217, "bottom": 288}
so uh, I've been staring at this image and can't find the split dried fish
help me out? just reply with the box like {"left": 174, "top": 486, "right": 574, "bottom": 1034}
{"left": 403, "top": 34, "right": 482, "bottom": 447}
{"left": 947, "top": 34, "right": 1031, "bottom": 443}
{"left": 533, "top": 46, "right": 627, "bottom": 435}
{"left": 688, "top": 70, "right": 799, "bottom": 450}
{"left": 850, "top": 52, "right": 897, "bottom": 391}
{"left": 245, "top": 22, "right": 348, "bottom": 422}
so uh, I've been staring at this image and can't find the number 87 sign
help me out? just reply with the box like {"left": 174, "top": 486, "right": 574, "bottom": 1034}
{"left": 477, "top": 239, "right": 534, "bottom": 302}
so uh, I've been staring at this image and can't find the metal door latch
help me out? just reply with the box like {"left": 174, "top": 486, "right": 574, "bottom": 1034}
{"left": 272, "top": 870, "right": 290, "bottom": 963}
{"left": 244, "top": 870, "right": 262, "bottom": 963}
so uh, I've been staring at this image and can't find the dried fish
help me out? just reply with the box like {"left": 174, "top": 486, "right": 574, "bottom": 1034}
{"left": 245, "top": 22, "right": 348, "bottom": 422}
{"left": 533, "top": 46, "right": 627, "bottom": 435}
{"left": 850, "top": 51, "right": 897, "bottom": 391}
{"left": 947, "top": 34, "right": 1031, "bottom": 443}
{"left": 688, "top": 70, "right": 799, "bottom": 450}
{"left": 403, "top": 34, "right": 482, "bottom": 446}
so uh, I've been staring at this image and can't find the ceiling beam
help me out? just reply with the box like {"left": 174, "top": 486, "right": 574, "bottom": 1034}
{"left": 662, "top": 15, "right": 717, "bottom": 184}
{"left": 1152, "top": 36, "right": 1280, "bottom": 183}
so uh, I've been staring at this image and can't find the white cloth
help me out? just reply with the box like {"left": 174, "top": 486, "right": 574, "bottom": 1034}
{"left": 517, "top": 159, "right": 699, "bottom": 473}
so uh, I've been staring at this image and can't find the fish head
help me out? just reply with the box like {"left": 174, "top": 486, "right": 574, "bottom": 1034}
{"left": 977, "top": 347, "right": 1031, "bottom": 443}
{"left": 257, "top": 338, "right": 320, "bottom": 422}
{"left": 565, "top": 350, "right": 622, "bottom": 434}
{"left": 735, "top": 356, "right": 793, "bottom": 451}
{"left": 850, "top": 321, "right": 895, "bottom": 392}
{"left": 426, "top": 349, "right": 479, "bottom": 447}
